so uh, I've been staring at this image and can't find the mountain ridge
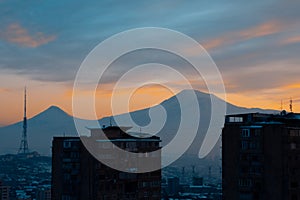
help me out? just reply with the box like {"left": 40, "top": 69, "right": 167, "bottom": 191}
{"left": 0, "top": 89, "right": 278, "bottom": 156}
{"left": 3, "top": 89, "right": 276, "bottom": 128}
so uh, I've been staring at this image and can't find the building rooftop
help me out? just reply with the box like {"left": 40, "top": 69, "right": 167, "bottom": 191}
{"left": 54, "top": 126, "right": 160, "bottom": 141}
{"left": 225, "top": 112, "right": 300, "bottom": 124}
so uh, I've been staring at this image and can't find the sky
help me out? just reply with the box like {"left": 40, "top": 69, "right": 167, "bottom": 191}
{"left": 0, "top": 0, "right": 300, "bottom": 126}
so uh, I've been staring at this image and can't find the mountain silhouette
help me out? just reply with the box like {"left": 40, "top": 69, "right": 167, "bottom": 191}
{"left": 0, "top": 90, "right": 277, "bottom": 156}
{"left": 0, "top": 106, "right": 79, "bottom": 154}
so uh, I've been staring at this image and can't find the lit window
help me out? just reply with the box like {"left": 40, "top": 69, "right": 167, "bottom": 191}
{"left": 229, "top": 117, "right": 243, "bottom": 122}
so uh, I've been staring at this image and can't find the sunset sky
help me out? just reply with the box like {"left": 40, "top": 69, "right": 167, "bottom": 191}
{"left": 0, "top": 0, "right": 300, "bottom": 126}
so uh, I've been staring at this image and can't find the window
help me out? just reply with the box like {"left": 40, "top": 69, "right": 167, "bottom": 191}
{"left": 249, "top": 141, "right": 260, "bottom": 149}
{"left": 239, "top": 178, "right": 252, "bottom": 187}
{"left": 229, "top": 117, "right": 243, "bottom": 122}
{"left": 241, "top": 141, "right": 248, "bottom": 150}
{"left": 63, "top": 141, "right": 71, "bottom": 148}
{"left": 239, "top": 192, "right": 253, "bottom": 200}
{"left": 242, "top": 129, "right": 250, "bottom": 137}
{"left": 70, "top": 152, "right": 79, "bottom": 158}
{"left": 254, "top": 129, "right": 261, "bottom": 137}
{"left": 62, "top": 195, "right": 71, "bottom": 200}
{"left": 290, "top": 129, "right": 300, "bottom": 137}
{"left": 291, "top": 142, "right": 297, "bottom": 150}
{"left": 126, "top": 142, "right": 136, "bottom": 149}
{"left": 63, "top": 173, "right": 70, "bottom": 181}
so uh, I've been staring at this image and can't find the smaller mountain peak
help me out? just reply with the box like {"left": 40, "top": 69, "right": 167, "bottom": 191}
{"left": 10, "top": 105, "right": 72, "bottom": 126}
{"left": 43, "top": 105, "right": 69, "bottom": 116}
{"left": 47, "top": 105, "right": 62, "bottom": 110}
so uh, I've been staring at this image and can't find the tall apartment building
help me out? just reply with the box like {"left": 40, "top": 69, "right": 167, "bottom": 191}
{"left": 222, "top": 112, "right": 300, "bottom": 200}
{"left": 52, "top": 126, "right": 161, "bottom": 200}
{"left": 0, "top": 180, "right": 9, "bottom": 200}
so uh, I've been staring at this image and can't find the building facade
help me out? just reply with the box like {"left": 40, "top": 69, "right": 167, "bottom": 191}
{"left": 36, "top": 187, "right": 51, "bottom": 200}
{"left": 222, "top": 112, "right": 300, "bottom": 200}
{"left": 0, "top": 180, "right": 10, "bottom": 200}
{"left": 52, "top": 126, "right": 161, "bottom": 200}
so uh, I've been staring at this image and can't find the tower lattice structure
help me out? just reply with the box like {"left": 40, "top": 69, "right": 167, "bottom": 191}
{"left": 18, "top": 87, "right": 29, "bottom": 154}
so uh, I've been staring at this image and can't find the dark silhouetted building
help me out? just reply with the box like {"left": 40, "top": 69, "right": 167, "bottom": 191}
{"left": 167, "top": 177, "right": 180, "bottom": 196}
{"left": 192, "top": 177, "right": 203, "bottom": 186}
{"left": 52, "top": 126, "right": 161, "bottom": 200}
{"left": 0, "top": 179, "right": 9, "bottom": 200}
{"left": 222, "top": 112, "right": 300, "bottom": 200}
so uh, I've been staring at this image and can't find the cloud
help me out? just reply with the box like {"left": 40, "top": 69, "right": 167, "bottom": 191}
{"left": 0, "top": 0, "right": 299, "bottom": 87}
{"left": 202, "top": 21, "right": 284, "bottom": 50}
{"left": 239, "top": 21, "right": 282, "bottom": 39}
{"left": 281, "top": 35, "right": 300, "bottom": 45}
{"left": 202, "top": 38, "right": 225, "bottom": 50}
{"left": 0, "top": 23, "right": 56, "bottom": 47}
{"left": 223, "top": 60, "right": 300, "bottom": 94}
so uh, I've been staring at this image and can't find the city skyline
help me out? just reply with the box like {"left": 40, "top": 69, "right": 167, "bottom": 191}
{"left": 1, "top": 0, "right": 300, "bottom": 126}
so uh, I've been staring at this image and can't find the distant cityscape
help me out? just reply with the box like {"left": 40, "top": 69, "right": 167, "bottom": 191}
{"left": 0, "top": 153, "right": 51, "bottom": 200}
{"left": 0, "top": 127, "right": 222, "bottom": 200}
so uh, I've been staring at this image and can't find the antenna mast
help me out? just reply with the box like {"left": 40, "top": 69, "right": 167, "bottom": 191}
{"left": 290, "top": 98, "right": 293, "bottom": 113}
{"left": 18, "top": 87, "right": 29, "bottom": 154}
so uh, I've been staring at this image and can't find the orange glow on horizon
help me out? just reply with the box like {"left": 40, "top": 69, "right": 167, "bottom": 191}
{"left": 0, "top": 80, "right": 299, "bottom": 127}
{"left": 67, "top": 84, "right": 178, "bottom": 120}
